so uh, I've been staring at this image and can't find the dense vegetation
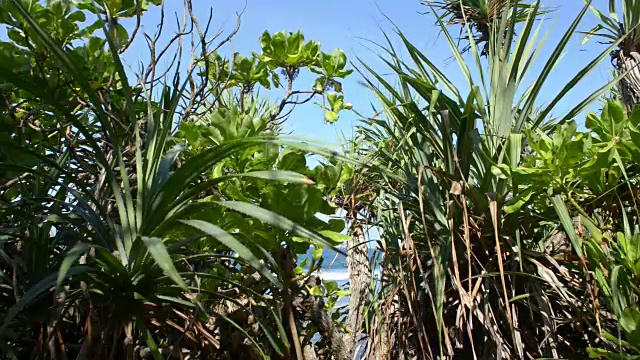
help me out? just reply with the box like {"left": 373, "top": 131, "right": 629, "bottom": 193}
{"left": 2, "top": 0, "right": 640, "bottom": 359}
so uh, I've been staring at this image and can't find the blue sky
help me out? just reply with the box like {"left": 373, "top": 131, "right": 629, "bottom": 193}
{"left": 119, "top": 0, "right": 615, "bottom": 148}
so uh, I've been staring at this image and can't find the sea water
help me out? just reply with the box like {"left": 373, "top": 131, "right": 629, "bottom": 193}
{"left": 300, "top": 246, "right": 380, "bottom": 287}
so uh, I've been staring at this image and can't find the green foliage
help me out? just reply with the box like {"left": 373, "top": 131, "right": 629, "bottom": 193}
{"left": 307, "top": 280, "right": 351, "bottom": 314}
{"left": 201, "top": 29, "right": 354, "bottom": 125}
{"left": 13, "top": 0, "right": 640, "bottom": 358}
{"left": 348, "top": 0, "right": 640, "bottom": 358}
{"left": 497, "top": 100, "right": 639, "bottom": 213}
{"left": 583, "top": 0, "right": 640, "bottom": 47}
{"left": 423, "top": 0, "right": 550, "bottom": 54}
{"left": 0, "top": 0, "right": 355, "bottom": 358}
{"left": 583, "top": 0, "right": 640, "bottom": 113}
{"left": 496, "top": 99, "right": 640, "bottom": 358}
{"left": 259, "top": 30, "right": 320, "bottom": 69}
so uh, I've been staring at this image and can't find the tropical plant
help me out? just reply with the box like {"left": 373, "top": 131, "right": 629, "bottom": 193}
{"left": 348, "top": 0, "right": 627, "bottom": 358}
{"left": 499, "top": 100, "right": 640, "bottom": 359}
{"left": 584, "top": 0, "right": 640, "bottom": 114}
{"left": 0, "top": 0, "right": 356, "bottom": 358}
{"left": 423, "top": 0, "right": 547, "bottom": 55}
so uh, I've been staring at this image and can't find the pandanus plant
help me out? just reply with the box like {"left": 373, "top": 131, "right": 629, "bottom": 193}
{"left": 584, "top": 0, "right": 640, "bottom": 114}
{"left": 352, "top": 0, "right": 626, "bottom": 358}
{"left": 423, "top": 0, "right": 547, "bottom": 55}
{"left": 0, "top": 0, "right": 354, "bottom": 358}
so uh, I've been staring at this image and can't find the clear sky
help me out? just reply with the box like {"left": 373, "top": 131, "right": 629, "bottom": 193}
{"left": 122, "top": 0, "right": 612, "bottom": 147}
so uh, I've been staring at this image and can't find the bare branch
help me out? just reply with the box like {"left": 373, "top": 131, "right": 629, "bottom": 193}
{"left": 118, "top": 0, "right": 143, "bottom": 54}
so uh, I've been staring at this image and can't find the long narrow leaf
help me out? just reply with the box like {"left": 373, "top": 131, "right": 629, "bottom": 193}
{"left": 181, "top": 220, "right": 282, "bottom": 288}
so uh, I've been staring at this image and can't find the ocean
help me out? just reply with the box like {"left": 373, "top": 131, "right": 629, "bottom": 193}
{"left": 300, "top": 246, "right": 380, "bottom": 285}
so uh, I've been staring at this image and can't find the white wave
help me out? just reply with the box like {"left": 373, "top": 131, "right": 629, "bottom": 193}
{"left": 319, "top": 270, "right": 350, "bottom": 281}
{"left": 318, "top": 268, "right": 382, "bottom": 282}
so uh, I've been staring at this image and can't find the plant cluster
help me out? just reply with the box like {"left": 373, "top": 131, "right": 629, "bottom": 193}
{"left": 346, "top": 0, "right": 640, "bottom": 358}
{"left": 6, "top": 0, "right": 640, "bottom": 359}
{"left": 0, "top": 0, "right": 355, "bottom": 359}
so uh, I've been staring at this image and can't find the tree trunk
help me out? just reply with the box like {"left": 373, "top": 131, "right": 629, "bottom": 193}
{"left": 344, "top": 224, "right": 371, "bottom": 356}
{"left": 618, "top": 51, "right": 640, "bottom": 114}
{"left": 302, "top": 344, "right": 318, "bottom": 360}
{"left": 303, "top": 294, "right": 350, "bottom": 360}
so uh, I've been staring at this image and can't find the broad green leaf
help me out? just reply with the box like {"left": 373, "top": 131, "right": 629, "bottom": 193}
{"left": 318, "top": 230, "right": 350, "bottom": 244}
{"left": 312, "top": 248, "right": 323, "bottom": 261}
{"left": 308, "top": 285, "right": 324, "bottom": 296}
